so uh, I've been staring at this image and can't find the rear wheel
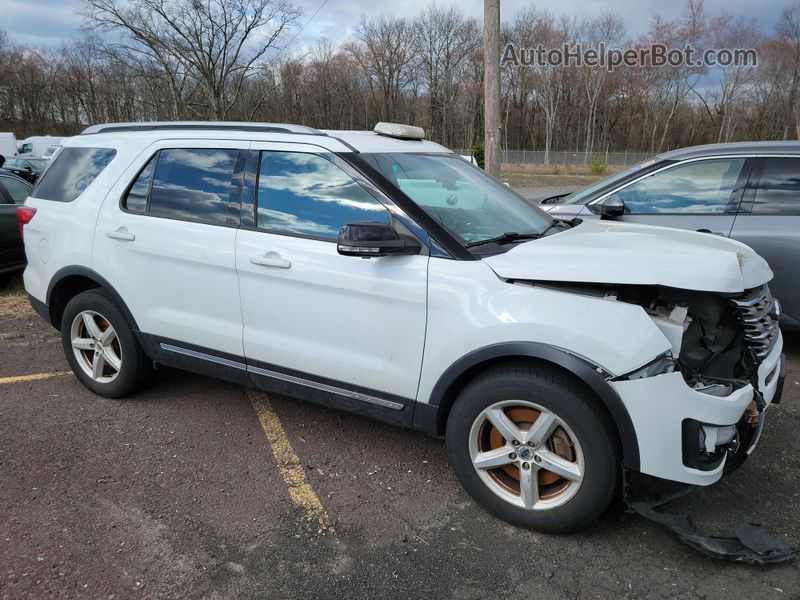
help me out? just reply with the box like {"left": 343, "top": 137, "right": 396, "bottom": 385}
{"left": 446, "top": 362, "right": 620, "bottom": 533}
{"left": 61, "top": 289, "right": 152, "bottom": 398}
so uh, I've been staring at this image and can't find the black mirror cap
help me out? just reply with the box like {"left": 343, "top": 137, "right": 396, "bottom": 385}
{"left": 337, "top": 221, "right": 422, "bottom": 258}
{"left": 600, "top": 195, "right": 625, "bottom": 219}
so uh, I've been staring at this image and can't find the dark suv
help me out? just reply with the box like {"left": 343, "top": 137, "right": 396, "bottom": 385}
{"left": 0, "top": 170, "right": 32, "bottom": 273}
{"left": 542, "top": 142, "right": 800, "bottom": 330}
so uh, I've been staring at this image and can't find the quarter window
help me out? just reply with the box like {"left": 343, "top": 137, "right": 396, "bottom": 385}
{"left": 147, "top": 149, "right": 238, "bottom": 224}
{"left": 33, "top": 147, "right": 116, "bottom": 202}
{"left": 750, "top": 157, "right": 800, "bottom": 215}
{"left": 123, "top": 156, "right": 157, "bottom": 214}
{"left": 257, "top": 152, "right": 390, "bottom": 239}
{"left": 613, "top": 158, "right": 746, "bottom": 214}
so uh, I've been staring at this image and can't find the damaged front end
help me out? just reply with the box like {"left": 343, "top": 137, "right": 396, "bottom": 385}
{"left": 619, "top": 283, "right": 784, "bottom": 474}
{"left": 554, "top": 282, "right": 792, "bottom": 564}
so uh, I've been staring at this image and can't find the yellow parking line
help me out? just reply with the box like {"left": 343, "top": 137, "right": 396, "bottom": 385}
{"left": 248, "top": 390, "right": 333, "bottom": 534}
{"left": 0, "top": 371, "right": 69, "bottom": 385}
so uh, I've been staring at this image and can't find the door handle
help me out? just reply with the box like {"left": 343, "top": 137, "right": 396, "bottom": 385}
{"left": 106, "top": 227, "right": 135, "bottom": 241}
{"left": 250, "top": 251, "right": 291, "bottom": 269}
{"left": 696, "top": 229, "right": 725, "bottom": 236}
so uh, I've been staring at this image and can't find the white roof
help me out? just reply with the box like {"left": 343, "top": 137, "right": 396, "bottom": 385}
{"left": 76, "top": 122, "right": 452, "bottom": 154}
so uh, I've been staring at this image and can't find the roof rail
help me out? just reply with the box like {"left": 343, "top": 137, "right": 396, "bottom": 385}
{"left": 80, "top": 121, "right": 324, "bottom": 136}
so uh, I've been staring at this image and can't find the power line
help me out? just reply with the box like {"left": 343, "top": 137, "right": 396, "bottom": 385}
{"left": 275, "top": 0, "right": 330, "bottom": 58}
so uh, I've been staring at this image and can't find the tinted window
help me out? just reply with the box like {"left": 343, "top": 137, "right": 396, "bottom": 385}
{"left": 614, "top": 158, "right": 745, "bottom": 214}
{"left": 751, "top": 158, "right": 800, "bottom": 215}
{"left": 34, "top": 147, "right": 116, "bottom": 202}
{"left": 149, "top": 149, "right": 237, "bottom": 224}
{"left": 19, "top": 143, "right": 32, "bottom": 154}
{"left": 0, "top": 176, "right": 30, "bottom": 204}
{"left": 257, "top": 152, "right": 389, "bottom": 239}
{"left": 123, "top": 156, "right": 157, "bottom": 214}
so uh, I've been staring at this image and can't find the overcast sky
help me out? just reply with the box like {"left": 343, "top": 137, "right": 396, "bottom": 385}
{"left": 0, "top": 0, "right": 789, "bottom": 50}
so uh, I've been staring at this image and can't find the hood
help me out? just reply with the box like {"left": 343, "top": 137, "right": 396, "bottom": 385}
{"left": 483, "top": 220, "right": 772, "bottom": 293}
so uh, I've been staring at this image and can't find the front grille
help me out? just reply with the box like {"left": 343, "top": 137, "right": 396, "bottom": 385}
{"left": 731, "top": 285, "right": 780, "bottom": 361}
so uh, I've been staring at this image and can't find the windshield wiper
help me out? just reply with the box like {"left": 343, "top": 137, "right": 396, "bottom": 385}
{"left": 465, "top": 231, "right": 540, "bottom": 248}
{"left": 465, "top": 218, "right": 583, "bottom": 249}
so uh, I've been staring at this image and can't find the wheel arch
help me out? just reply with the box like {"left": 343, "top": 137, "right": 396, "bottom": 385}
{"left": 413, "top": 342, "right": 640, "bottom": 471}
{"left": 46, "top": 266, "right": 139, "bottom": 332}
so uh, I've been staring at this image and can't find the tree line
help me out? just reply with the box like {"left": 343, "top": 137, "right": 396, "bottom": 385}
{"left": 0, "top": 0, "right": 798, "bottom": 162}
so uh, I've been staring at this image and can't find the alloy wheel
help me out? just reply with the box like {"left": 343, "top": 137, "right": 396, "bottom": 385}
{"left": 70, "top": 310, "right": 122, "bottom": 384}
{"left": 469, "top": 400, "right": 584, "bottom": 510}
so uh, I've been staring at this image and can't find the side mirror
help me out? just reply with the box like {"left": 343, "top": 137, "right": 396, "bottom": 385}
{"left": 600, "top": 194, "right": 625, "bottom": 219}
{"left": 337, "top": 221, "right": 422, "bottom": 258}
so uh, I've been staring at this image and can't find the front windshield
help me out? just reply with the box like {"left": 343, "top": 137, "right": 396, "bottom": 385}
{"left": 362, "top": 153, "right": 553, "bottom": 244}
{"left": 563, "top": 159, "right": 657, "bottom": 204}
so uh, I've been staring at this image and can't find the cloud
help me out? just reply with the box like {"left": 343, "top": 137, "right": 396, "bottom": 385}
{"left": 2, "top": 0, "right": 785, "bottom": 52}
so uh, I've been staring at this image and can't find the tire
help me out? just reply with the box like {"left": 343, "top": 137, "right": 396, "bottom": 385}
{"left": 60, "top": 289, "right": 152, "bottom": 398}
{"left": 446, "top": 361, "right": 621, "bottom": 533}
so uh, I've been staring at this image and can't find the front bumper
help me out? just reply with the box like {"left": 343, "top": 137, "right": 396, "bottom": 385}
{"left": 610, "top": 333, "right": 785, "bottom": 486}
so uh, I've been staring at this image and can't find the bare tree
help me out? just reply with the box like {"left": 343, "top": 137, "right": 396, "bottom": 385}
{"left": 414, "top": 4, "right": 481, "bottom": 147}
{"left": 81, "top": 0, "right": 301, "bottom": 119}
{"left": 578, "top": 13, "right": 625, "bottom": 162}
{"left": 351, "top": 15, "right": 417, "bottom": 122}
{"left": 777, "top": 0, "right": 800, "bottom": 138}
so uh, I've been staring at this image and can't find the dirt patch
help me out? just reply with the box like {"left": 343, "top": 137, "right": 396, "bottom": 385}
{"left": 500, "top": 163, "right": 619, "bottom": 189}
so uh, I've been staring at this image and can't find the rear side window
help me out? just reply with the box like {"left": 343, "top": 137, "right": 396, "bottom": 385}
{"left": 123, "top": 149, "right": 238, "bottom": 225}
{"left": 750, "top": 157, "right": 800, "bottom": 215}
{"left": 0, "top": 176, "right": 31, "bottom": 204}
{"left": 34, "top": 147, "right": 116, "bottom": 202}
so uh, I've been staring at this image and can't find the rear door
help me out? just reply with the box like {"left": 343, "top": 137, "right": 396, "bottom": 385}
{"left": 590, "top": 157, "right": 752, "bottom": 236}
{"left": 93, "top": 141, "right": 247, "bottom": 357}
{"left": 730, "top": 156, "right": 800, "bottom": 324}
{"left": 0, "top": 175, "right": 31, "bottom": 270}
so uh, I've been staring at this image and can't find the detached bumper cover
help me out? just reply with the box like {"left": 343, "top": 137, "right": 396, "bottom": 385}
{"left": 610, "top": 333, "right": 784, "bottom": 486}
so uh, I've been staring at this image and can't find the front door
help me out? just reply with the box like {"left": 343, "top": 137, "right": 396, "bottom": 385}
{"left": 236, "top": 144, "right": 429, "bottom": 401}
{"left": 588, "top": 157, "right": 752, "bottom": 236}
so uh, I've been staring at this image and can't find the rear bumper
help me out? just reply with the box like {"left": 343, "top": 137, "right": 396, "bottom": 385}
{"left": 610, "top": 334, "right": 784, "bottom": 486}
{"left": 27, "top": 292, "right": 50, "bottom": 324}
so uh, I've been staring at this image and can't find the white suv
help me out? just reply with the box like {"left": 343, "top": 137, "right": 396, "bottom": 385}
{"left": 20, "top": 122, "right": 785, "bottom": 533}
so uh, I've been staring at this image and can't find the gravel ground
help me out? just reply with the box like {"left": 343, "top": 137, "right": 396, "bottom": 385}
{"left": 1, "top": 279, "right": 799, "bottom": 598}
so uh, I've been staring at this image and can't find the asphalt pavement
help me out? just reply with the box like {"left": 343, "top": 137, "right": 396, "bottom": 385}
{"left": 1, "top": 281, "right": 799, "bottom": 599}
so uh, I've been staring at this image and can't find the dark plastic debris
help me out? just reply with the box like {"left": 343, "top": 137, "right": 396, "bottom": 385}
{"left": 630, "top": 503, "right": 797, "bottom": 565}
{"left": 624, "top": 471, "right": 797, "bottom": 565}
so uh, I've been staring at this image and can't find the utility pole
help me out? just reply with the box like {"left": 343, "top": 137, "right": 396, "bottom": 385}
{"left": 483, "top": 0, "right": 501, "bottom": 178}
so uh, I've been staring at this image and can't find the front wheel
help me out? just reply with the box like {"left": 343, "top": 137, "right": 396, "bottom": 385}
{"left": 446, "top": 362, "right": 621, "bottom": 533}
{"left": 60, "top": 289, "right": 152, "bottom": 398}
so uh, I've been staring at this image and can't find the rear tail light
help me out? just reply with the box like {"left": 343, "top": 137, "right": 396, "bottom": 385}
{"left": 16, "top": 206, "right": 36, "bottom": 235}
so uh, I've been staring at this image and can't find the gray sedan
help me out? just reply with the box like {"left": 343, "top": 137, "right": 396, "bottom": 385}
{"left": 541, "top": 141, "right": 800, "bottom": 330}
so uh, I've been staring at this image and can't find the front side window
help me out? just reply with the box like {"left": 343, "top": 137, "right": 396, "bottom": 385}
{"left": 257, "top": 152, "right": 390, "bottom": 239}
{"left": 362, "top": 153, "right": 553, "bottom": 245}
{"left": 18, "top": 143, "right": 32, "bottom": 154}
{"left": 148, "top": 149, "right": 238, "bottom": 224}
{"left": 612, "top": 158, "right": 746, "bottom": 214}
{"left": 0, "top": 176, "right": 30, "bottom": 204}
{"left": 750, "top": 157, "right": 800, "bottom": 215}
{"left": 33, "top": 147, "right": 116, "bottom": 202}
